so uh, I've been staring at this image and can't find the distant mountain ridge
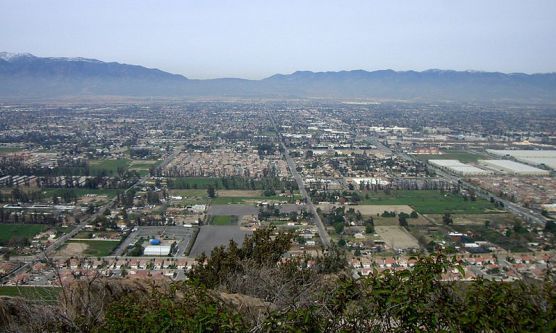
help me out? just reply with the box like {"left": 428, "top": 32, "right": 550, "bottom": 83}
{"left": 1, "top": 52, "right": 555, "bottom": 102}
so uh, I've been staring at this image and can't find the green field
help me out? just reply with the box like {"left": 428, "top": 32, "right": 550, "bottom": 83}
{"left": 210, "top": 195, "right": 298, "bottom": 205}
{"left": 209, "top": 215, "right": 237, "bottom": 225}
{"left": 0, "top": 224, "right": 47, "bottom": 244}
{"left": 0, "top": 146, "right": 23, "bottom": 153}
{"left": 359, "top": 190, "right": 498, "bottom": 214}
{"left": 0, "top": 286, "right": 61, "bottom": 302}
{"left": 415, "top": 150, "right": 488, "bottom": 163}
{"left": 89, "top": 159, "right": 130, "bottom": 176}
{"left": 129, "top": 160, "right": 162, "bottom": 176}
{"left": 167, "top": 177, "right": 224, "bottom": 189}
{"left": 65, "top": 240, "right": 120, "bottom": 256}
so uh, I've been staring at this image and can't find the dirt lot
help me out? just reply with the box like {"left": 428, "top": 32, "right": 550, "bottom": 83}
{"left": 319, "top": 204, "right": 414, "bottom": 216}
{"left": 189, "top": 225, "right": 252, "bottom": 257}
{"left": 354, "top": 205, "right": 414, "bottom": 215}
{"left": 375, "top": 226, "right": 420, "bottom": 250}
{"left": 56, "top": 242, "right": 88, "bottom": 256}
{"left": 216, "top": 190, "right": 261, "bottom": 197}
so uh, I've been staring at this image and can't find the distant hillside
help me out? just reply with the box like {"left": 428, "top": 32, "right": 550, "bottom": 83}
{"left": 1, "top": 52, "right": 556, "bottom": 102}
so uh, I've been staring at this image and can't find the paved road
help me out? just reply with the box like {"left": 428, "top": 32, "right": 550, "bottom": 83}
{"left": 271, "top": 116, "right": 331, "bottom": 247}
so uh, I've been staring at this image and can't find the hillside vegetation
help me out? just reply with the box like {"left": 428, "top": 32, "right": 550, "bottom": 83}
{"left": 1, "top": 227, "right": 555, "bottom": 332}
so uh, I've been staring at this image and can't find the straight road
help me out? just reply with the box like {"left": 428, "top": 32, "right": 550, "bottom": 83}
{"left": 271, "top": 116, "right": 331, "bottom": 247}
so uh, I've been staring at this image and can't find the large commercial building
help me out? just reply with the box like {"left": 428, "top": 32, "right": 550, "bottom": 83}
{"left": 486, "top": 150, "right": 556, "bottom": 170}
{"left": 429, "top": 160, "right": 492, "bottom": 176}
{"left": 479, "top": 160, "right": 550, "bottom": 176}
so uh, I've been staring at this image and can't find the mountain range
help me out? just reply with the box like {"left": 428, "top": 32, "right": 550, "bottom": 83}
{"left": 1, "top": 52, "right": 555, "bottom": 102}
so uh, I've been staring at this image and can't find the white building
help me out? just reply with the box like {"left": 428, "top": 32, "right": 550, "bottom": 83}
{"left": 429, "top": 160, "right": 492, "bottom": 176}
{"left": 143, "top": 245, "right": 171, "bottom": 256}
{"left": 479, "top": 160, "right": 550, "bottom": 176}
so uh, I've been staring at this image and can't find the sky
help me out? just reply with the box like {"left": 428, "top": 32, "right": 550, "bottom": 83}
{"left": 1, "top": 0, "right": 555, "bottom": 79}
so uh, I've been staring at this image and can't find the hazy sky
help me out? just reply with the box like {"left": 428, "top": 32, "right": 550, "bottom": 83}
{"left": 1, "top": 0, "right": 555, "bottom": 79}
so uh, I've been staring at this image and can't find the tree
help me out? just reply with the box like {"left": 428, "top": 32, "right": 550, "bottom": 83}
{"left": 443, "top": 213, "right": 453, "bottom": 225}
{"left": 399, "top": 214, "right": 408, "bottom": 228}
{"left": 207, "top": 185, "right": 216, "bottom": 198}
{"left": 410, "top": 211, "right": 418, "bottom": 218}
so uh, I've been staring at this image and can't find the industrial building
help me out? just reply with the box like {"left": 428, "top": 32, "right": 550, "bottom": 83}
{"left": 486, "top": 150, "right": 556, "bottom": 170}
{"left": 428, "top": 160, "right": 492, "bottom": 176}
{"left": 479, "top": 160, "right": 550, "bottom": 176}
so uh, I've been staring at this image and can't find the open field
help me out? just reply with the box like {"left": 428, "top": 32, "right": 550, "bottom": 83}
{"left": 59, "top": 240, "right": 119, "bottom": 257}
{"left": 167, "top": 177, "right": 223, "bottom": 189}
{"left": 426, "top": 213, "right": 522, "bottom": 226}
{"left": 372, "top": 215, "right": 430, "bottom": 226}
{"left": 208, "top": 205, "right": 259, "bottom": 216}
{"left": 0, "top": 146, "right": 24, "bottom": 153}
{"left": 353, "top": 205, "right": 413, "bottom": 216}
{"left": 189, "top": 225, "right": 251, "bottom": 257}
{"left": 375, "top": 226, "right": 420, "bottom": 250}
{"left": 0, "top": 224, "right": 47, "bottom": 244}
{"left": 216, "top": 190, "right": 261, "bottom": 197}
{"left": 0, "top": 286, "right": 61, "bottom": 302}
{"left": 129, "top": 160, "right": 161, "bottom": 176}
{"left": 209, "top": 215, "right": 237, "bottom": 225}
{"left": 414, "top": 150, "right": 489, "bottom": 163}
{"left": 359, "top": 190, "right": 498, "bottom": 214}
{"left": 88, "top": 159, "right": 130, "bottom": 176}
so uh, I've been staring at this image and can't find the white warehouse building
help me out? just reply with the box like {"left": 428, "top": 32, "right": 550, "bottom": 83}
{"left": 428, "top": 160, "right": 493, "bottom": 176}
{"left": 486, "top": 150, "right": 556, "bottom": 170}
{"left": 479, "top": 160, "right": 550, "bottom": 176}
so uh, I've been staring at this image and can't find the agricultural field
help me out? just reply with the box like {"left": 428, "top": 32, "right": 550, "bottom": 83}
{"left": 128, "top": 160, "right": 161, "bottom": 176}
{"left": 0, "top": 224, "right": 47, "bottom": 244}
{"left": 414, "top": 150, "right": 489, "bottom": 163}
{"left": 88, "top": 159, "right": 130, "bottom": 176}
{"left": 59, "top": 240, "right": 120, "bottom": 257}
{"left": 359, "top": 190, "right": 498, "bottom": 214}
{"left": 0, "top": 286, "right": 61, "bottom": 302}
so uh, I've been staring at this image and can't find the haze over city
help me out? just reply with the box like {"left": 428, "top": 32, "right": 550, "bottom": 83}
{"left": 1, "top": 0, "right": 555, "bottom": 79}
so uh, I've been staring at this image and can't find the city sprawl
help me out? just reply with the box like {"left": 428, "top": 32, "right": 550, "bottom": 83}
{"left": 1, "top": 101, "right": 556, "bottom": 293}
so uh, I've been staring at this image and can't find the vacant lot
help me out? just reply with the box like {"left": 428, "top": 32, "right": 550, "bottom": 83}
{"left": 217, "top": 190, "right": 261, "bottom": 197}
{"left": 0, "top": 224, "right": 46, "bottom": 244}
{"left": 375, "top": 226, "right": 420, "bottom": 250}
{"left": 353, "top": 205, "right": 414, "bottom": 216}
{"left": 61, "top": 240, "right": 119, "bottom": 257}
{"left": 427, "top": 213, "right": 521, "bottom": 226}
{"left": 129, "top": 160, "right": 161, "bottom": 176}
{"left": 360, "top": 190, "right": 497, "bottom": 214}
{"left": 189, "top": 225, "right": 252, "bottom": 257}
{"left": 208, "top": 205, "right": 259, "bottom": 216}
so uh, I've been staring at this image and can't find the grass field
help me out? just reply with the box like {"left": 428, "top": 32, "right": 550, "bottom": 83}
{"left": 0, "top": 286, "right": 61, "bottom": 302}
{"left": 0, "top": 224, "right": 47, "bottom": 244}
{"left": 209, "top": 215, "right": 237, "bottom": 225}
{"left": 359, "top": 190, "right": 497, "bottom": 214}
{"left": 88, "top": 159, "right": 130, "bottom": 176}
{"left": 129, "top": 160, "right": 162, "bottom": 176}
{"left": 65, "top": 240, "right": 120, "bottom": 256}
{"left": 0, "top": 146, "right": 24, "bottom": 153}
{"left": 414, "top": 150, "right": 488, "bottom": 163}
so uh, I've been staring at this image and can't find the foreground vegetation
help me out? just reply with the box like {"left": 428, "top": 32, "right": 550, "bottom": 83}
{"left": 1, "top": 227, "right": 555, "bottom": 332}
